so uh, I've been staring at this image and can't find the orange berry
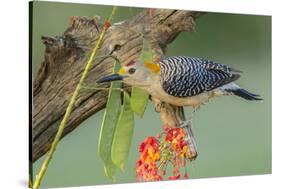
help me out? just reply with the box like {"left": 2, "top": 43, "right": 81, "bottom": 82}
{"left": 104, "top": 20, "right": 111, "bottom": 29}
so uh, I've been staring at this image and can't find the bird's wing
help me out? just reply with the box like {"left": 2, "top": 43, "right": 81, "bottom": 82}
{"left": 159, "top": 56, "right": 241, "bottom": 97}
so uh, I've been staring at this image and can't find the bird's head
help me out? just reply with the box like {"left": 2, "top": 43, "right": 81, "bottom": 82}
{"left": 96, "top": 60, "right": 160, "bottom": 87}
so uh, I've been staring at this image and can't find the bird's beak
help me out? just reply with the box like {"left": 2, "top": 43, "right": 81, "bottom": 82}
{"left": 96, "top": 73, "right": 124, "bottom": 83}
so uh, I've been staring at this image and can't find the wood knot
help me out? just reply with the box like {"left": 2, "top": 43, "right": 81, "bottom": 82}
{"left": 181, "top": 16, "right": 196, "bottom": 32}
{"left": 41, "top": 35, "right": 66, "bottom": 54}
{"left": 70, "top": 16, "right": 101, "bottom": 29}
{"left": 41, "top": 35, "right": 76, "bottom": 53}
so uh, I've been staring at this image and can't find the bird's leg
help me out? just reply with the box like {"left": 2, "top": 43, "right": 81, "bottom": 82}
{"left": 152, "top": 97, "right": 165, "bottom": 113}
{"left": 154, "top": 102, "right": 165, "bottom": 113}
{"left": 179, "top": 120, "right": 198, "bottom": 161}
{"left": 151, "top": 99, "right": 198, "bottom": 161}
{"left": 175, "top": 107, "right": 198, "bottom": 161}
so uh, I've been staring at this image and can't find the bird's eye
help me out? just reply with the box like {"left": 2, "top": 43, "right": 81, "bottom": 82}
{"left": 128, "top": 68, "right": 136, "bottom": 74}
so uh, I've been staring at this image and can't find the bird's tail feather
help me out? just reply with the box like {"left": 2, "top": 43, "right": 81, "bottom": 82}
{"left": 228, "top": 88, "right": 263, "bottom": 101}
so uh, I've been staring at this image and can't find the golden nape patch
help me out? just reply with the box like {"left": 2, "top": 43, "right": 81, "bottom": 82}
{"left": 144, "top": 61, "right": 160, "bottom": 73}
{"left": 118, "top": 67, "right": 126, "bottom": 75}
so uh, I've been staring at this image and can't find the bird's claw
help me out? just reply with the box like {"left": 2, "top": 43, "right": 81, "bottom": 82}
{"left": 179, "top": 121, "right": 198, "bottom": 161}
{"left": 154, "top": 101, "right": 165, "bottom": 113}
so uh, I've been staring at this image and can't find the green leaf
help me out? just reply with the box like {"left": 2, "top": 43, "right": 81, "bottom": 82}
{"left": 98, "top": 62, "right": 121, "bottom": 181}
{"left": 130, "top": 87, "right": 149, "bottom": 117}
{"left": 129, "top": 38, "right": 152, "bottom": 117}
{"left": 111, "top": 92, "right": 135, "bottom": 171}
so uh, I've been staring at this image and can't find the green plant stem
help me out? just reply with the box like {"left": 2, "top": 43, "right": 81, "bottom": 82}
{"left": 33, "top": 6, "right": 117, "bottom": 189}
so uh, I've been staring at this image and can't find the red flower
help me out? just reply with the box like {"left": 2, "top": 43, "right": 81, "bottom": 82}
{"left": 139, "top": 142, "right": 146, "bottom": 152}
{"left": 136, "top": 126, "right": 190, "bottom": 182}
{"left": 136, "top": 136, "right": 162, "bottom": 181}
{"left": 168, "top": 174, "right": 181, "bottom": 180}
{"left": 183, "top": 172, "right": 189, "bottom": 179}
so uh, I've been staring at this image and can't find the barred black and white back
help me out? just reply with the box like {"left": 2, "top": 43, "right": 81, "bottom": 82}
{"left": 159, "top": 56, "right": 262, "bottom": 100}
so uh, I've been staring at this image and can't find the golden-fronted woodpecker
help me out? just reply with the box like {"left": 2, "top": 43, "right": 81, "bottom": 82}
{"left": 97, "top": 56, "right": 262, "bottom": 109}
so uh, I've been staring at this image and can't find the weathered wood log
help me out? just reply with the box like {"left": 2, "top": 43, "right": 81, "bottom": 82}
{"left": 32, "top": 9, "right": 204, "bottom": 162}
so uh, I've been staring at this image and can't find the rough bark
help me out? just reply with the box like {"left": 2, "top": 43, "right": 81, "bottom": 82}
{"left": 32, "top": 9, "right": 203, "bottom": 162}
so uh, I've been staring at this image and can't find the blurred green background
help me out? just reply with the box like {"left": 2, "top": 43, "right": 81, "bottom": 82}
{"left": 31, "top": 1, "right": 271, "bottom": 188}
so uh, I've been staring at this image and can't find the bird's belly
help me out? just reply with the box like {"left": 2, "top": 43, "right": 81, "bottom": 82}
{"left": 145, "top": 83, "right": 212, "bottom": 107}
{"left": 158, "top": 93, "right": 210, "bottom": 107}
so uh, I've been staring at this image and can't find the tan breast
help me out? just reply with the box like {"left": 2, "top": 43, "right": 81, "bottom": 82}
{"left": 143, "top": 80, "right": 214, "bottom": 107}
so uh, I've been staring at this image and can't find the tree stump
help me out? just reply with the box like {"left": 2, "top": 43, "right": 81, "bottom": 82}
{"left": 32, "top": 9, "right": 204, "bottom": 162}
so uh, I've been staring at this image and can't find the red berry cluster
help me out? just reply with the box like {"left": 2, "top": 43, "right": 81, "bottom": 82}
{"left": 136, "top": 125, "right": 189, "bottom": 182}
{"left": 103, "top": 20, "right": 111, "bottom": 29}
{"left": 136, "top": 137, "right": 162, "bottom": 181}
